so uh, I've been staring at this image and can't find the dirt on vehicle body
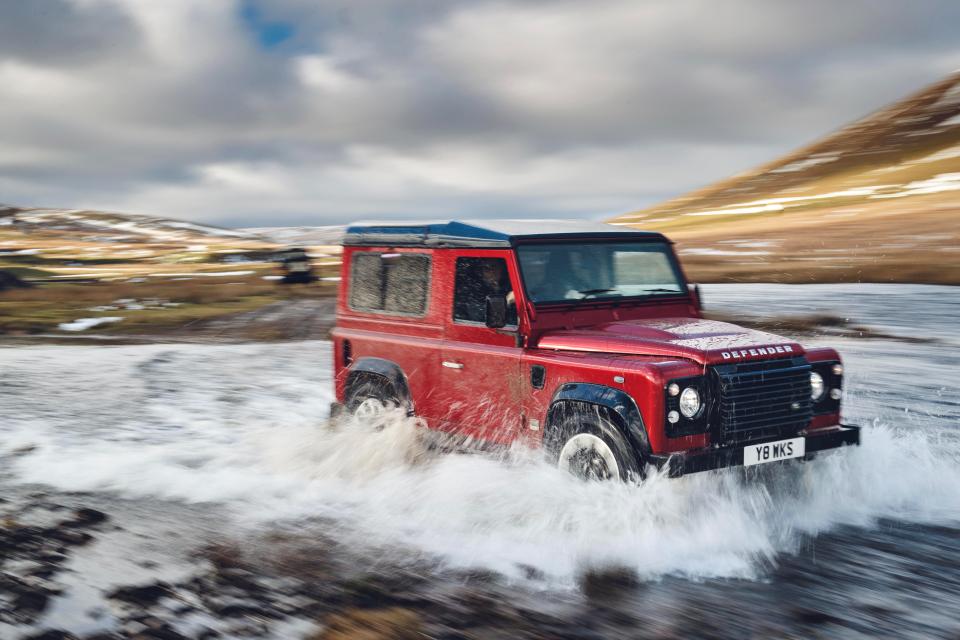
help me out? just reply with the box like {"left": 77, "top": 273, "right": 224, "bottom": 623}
{"left": 331, "top": 220, "right": 859, "bottom": 480}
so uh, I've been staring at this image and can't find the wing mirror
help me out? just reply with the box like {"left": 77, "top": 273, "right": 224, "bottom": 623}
{"left": 689, "top": 284, "right": 703, "bottom": 310}
{"left": 485, "top": 294, "right": 508, "bottom": 329}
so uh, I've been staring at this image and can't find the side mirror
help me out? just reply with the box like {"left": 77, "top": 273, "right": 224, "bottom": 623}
{"left": 689, "top": 284, "right": 703, "bottom": 310}
{"left": 485, "top": 294, "right": 508, "bottom": 329}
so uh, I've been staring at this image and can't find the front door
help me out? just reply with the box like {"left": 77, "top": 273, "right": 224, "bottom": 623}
{"left": 440, "top": 251, "right": 524, "bottom": 444}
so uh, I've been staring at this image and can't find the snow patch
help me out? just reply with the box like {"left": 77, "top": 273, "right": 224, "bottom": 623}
{"left": 58, "top": 317, "right": 124, "bottom": 331}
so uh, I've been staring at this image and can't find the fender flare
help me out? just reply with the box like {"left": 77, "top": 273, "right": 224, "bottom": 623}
{"left": 548, "top": 383, "right": 651, "bottom": 458}
{"left": 345, "top": 357, "right": 413, "bottom": 413}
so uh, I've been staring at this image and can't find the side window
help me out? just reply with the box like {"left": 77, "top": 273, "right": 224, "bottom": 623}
{"left": 349, "top": 252, "right": 431, "bottom": 315}
{"left": 453, "top": 257, "right": 517, "bottom": 326}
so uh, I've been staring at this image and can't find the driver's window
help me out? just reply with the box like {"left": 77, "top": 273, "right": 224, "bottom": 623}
{"left": 453, "top": 257, "right": 517, "bottom": 326}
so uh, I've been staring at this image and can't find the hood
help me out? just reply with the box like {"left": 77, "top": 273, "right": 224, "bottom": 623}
{"left": 536, "top": 317, "right": 804, "bottom": 366}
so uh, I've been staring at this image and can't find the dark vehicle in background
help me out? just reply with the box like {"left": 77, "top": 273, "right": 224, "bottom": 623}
{"left": 330, "top": 221, "right": 860, "bottom": 481}
{"left": 277, "top": 247, "right": 316, "bottom": 284}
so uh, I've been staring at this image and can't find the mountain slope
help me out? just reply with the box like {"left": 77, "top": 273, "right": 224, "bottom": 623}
{"left": 611, "top": 72, "right": 960, "bottom": 284}
{"left": 2, "top": 206, "right": 261, "bottom": 243}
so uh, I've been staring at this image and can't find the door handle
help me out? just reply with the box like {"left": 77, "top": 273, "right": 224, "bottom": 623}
{"left": 442, "top": 361, "right": 464, "bottom": 369}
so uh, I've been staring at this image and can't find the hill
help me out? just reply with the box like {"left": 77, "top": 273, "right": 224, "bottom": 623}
{"left": 611, "top": 72, "right": 960, "bottom": 284}
{"left": 0, "top": 205, "right": 339, "bottom": 339}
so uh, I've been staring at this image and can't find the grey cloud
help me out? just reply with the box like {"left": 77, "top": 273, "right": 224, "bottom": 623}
{"left": 1, "top": 0, "right": 958, "bottom": 226}
{"left": 0, "top": 0, "right": 138, "bottom": 64}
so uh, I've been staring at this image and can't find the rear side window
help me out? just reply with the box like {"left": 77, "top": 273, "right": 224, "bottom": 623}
{"left": 348, "top": 252, "right": 431, "bottom": 316}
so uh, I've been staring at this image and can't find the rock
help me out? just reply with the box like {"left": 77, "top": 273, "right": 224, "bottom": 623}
{"left": 108, "top": 582, "right": 173, "bottom": 607}
{"left": 61, "top": 508, "right": 109, "bottom": 528}
{"left": 24, "top": 631, "right": 79, "bottom": 640}
{"left": 131, "top": 627, "right": 190, "bottom": 640}
{"left": 209, "top": 598, "right": 277, "bottom": 619}
{"left": 12, "top": 588, "right": 50, "bottom": 616}
{"left": 790, "top": 607, "right": 842, "bottom": 625}
{"left": 578, "top": 566, "right": 640, "bottom": 600}
{"left": 46, "top": 528, "right": 94, "bottom": 547}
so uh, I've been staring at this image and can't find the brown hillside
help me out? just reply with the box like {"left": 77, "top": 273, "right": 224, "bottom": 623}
{"left": 612, "top": 72, "right": 960, "bottom": 284}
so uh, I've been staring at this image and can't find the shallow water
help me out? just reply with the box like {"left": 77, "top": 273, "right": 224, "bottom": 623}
{"left": 1, "top": 284, "right": 959, "bottom": 637}
{"left": 702, "top": 282, "right": 960, "bottom": 344}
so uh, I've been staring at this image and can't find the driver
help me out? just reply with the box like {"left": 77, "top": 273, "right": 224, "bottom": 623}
{"left": 456, "top": 259, "right": 516, "bottom": 324}
{"left": 479, "top": 260, "right": 515, "bottom": 308}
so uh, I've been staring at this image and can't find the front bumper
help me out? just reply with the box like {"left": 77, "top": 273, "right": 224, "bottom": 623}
{"left": 648, "top": 425, "right": 861, "bottom": 478}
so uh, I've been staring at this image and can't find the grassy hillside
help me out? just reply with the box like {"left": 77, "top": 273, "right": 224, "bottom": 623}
{"left": 612, "top": 72, "right": 960, "bottom": 284}
{"left": 0, "top": 206, "right": 340, "bottom": 339}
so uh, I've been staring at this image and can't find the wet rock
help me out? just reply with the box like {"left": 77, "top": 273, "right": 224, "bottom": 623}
{"left": 209, "top": 598, "right": 278, "bottom": 619}
{"left": 46, "top": 528, "right": 94, "bottom": 546}
{"left": 24, "top": 630, "right": 79, "bottom": 640}
{"left": 61, "top": 508, "right": 109, "bottom": 528}
{"left": 108, "top": 581, "right": 173, "bottom": 607}
{"left": 578, "top": 566, "right": 640, "bottom": 600}
{"left": 222, "top": 620, "right": 269, "bottom": 637}
{"left": 214, "top": 567, "right": 264, "bottom": 593}
{"left": 516, "top": 563, "right": 546, "bottom": 581}
{"left": 790, "top": 607, "right": 843, "bottom": 625}
{"left": 12, "top": 588, "right": 50, "bottom": 616}
{"left": 130, "top": 628, "right": 190, "bottom": 640}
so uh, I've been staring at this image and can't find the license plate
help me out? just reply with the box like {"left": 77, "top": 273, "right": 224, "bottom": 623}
{"left": 743, "top": 437, "right": 805, "bottom": 467}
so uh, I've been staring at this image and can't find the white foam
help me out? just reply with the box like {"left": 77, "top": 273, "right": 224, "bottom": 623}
{"left": 1, "top": 339, "right": 958, "bottom": 587}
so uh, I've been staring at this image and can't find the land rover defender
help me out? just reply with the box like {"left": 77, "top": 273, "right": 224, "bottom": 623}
{"left": 330, "top": 221, "right": 860, "bottom": 480}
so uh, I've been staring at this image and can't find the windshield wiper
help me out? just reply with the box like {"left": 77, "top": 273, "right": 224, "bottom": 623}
{"left": 577, "top": 288, "right": 618, "bottom": 298}
{"left": 637, "top": 288, "right": 682, "bottom": 294}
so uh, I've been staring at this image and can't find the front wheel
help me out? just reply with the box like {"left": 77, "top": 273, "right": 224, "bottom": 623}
{"left": 550, "top": 411, "right": 640, "bottom": 482}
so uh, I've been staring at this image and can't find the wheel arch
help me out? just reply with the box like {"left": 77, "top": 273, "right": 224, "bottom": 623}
{"left": 547, "top": 383, "right": 651, "bottom": 460}
{"left": 345, "top": 357, "right": 413, "bottom": 413}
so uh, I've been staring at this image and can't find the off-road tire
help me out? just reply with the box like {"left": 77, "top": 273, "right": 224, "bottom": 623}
{"left": 548, "top": 408, "right": 641, "bottom": 482}
{"left": 345, "top": 376, "right": 401, "bottom": 418}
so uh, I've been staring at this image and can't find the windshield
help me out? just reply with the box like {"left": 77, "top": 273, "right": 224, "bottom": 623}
{"left": 516, "top": 241, "right": 687, "bottom": 304}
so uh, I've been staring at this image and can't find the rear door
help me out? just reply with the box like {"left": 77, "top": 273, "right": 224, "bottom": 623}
{"left": 439, "top": 250, "right": 524, "bottom": 444}
{"left": 336, "top": 248, "right": 445, "bottom": 424}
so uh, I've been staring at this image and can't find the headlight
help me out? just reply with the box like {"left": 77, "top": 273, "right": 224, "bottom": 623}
{"left": 679, "top": 386, "right": 701, "bottom": 418}
{"left": 810, "top": 371, "right": 825, "bottom": 401}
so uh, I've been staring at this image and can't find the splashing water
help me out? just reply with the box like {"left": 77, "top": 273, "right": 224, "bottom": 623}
{"left": 1, "top": 337, "right": 958, "bottom": 587}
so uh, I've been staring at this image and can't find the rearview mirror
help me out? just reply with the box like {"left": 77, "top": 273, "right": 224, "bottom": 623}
{"left": 485, "top": 294, "right": 508, "bottom": 329}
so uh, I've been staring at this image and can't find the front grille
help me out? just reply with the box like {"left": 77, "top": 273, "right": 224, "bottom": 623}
{"left": 712, "top": 357, "right": 813, "bottom": 444}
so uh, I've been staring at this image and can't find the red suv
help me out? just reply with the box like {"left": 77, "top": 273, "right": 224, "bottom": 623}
{"left": 331, "top": 221, "right": 859, "bottom": 481}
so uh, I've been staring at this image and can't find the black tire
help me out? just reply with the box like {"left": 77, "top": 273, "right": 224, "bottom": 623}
{"left": 345, "top": 376, "right": 400, "bottom": 416}
{"left": 547, "top": 407, "right": 641, "bottom": 482}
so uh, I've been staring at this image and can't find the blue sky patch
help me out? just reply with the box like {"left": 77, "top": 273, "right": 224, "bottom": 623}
{"left": 240, "top": 1, "right": 294, "bottom": 49}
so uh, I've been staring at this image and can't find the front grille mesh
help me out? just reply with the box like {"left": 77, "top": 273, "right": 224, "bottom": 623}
{"left": 713, "top": 358, "right": 813, "bottom": 443}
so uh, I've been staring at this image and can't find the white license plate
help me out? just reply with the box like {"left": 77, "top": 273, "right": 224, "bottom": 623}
{"left": 743, "top": 437, "right": 805, "bottom": 467}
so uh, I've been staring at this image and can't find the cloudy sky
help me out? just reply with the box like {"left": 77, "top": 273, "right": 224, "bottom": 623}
{"left": 1, "top": 1, "right": 958, "bottom": 228}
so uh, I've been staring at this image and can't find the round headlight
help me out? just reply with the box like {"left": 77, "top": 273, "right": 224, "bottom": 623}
{"left": 679, "top": 387, "right": 701, "bottom": 418}
{"left": 810, "top": 371, "right": 825, "bottom": 401}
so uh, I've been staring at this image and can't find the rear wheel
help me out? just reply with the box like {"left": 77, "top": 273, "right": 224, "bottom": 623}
{"left": 549, "top": 409, "right": 640, "bottom": 482}
{"left": 346, "top": 377, "right": 401, "bottom": 422}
